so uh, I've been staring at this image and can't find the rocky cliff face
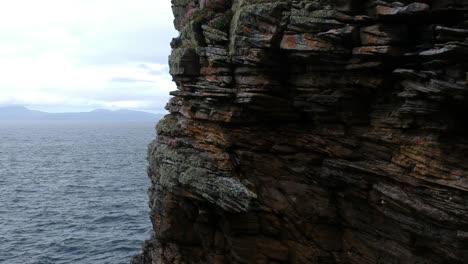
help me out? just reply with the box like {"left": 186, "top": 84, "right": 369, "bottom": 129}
{"left": 133, "top": 0, "right": 468, "bottom": 263}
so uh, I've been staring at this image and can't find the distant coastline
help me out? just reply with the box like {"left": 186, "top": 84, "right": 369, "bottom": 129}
{"left": 0, "top": 106, "right": 164, "bottom": 122}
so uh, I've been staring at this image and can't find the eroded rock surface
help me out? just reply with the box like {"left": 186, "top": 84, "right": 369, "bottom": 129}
{"left": 133, "top": 0, "right": 468, "bottom": 263}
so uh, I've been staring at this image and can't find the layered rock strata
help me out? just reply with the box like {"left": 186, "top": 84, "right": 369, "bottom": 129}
{"left": 134, "top": 0, "right": 468, "bottom": 263}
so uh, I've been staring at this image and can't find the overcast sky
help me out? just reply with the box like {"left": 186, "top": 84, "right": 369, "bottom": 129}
{"left": 0, "top": 0, "right": 177, "bottom": 113}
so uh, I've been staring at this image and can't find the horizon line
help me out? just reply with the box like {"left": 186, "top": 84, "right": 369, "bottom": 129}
{"left": 0, "top": 105, "right": 167, "bottom": 115}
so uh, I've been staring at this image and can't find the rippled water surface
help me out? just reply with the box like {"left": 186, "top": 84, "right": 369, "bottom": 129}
{"left": 0, "top": 121, "right": 155, "bottom": 264}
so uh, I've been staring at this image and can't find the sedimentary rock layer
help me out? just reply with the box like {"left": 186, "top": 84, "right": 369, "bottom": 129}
{"left": 134, "top": 0, "right": 468, "bottom": 263}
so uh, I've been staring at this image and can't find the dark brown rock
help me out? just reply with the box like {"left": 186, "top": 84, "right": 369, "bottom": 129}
{"left": 134, "top": 0, "right": 468, "bottom": 263}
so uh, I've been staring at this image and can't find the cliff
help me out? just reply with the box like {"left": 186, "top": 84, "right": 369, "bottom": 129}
{"left": 133, "top": 0, "right": 468, "bottom": 263}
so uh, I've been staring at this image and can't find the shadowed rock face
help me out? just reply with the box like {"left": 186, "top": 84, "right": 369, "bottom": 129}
{"left": 133, "top": 0, "right": 468, "bottom": 263}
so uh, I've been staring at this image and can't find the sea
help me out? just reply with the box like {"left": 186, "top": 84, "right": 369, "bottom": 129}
{"left": 0, "top": 121, "right": 156, "bottom": 264}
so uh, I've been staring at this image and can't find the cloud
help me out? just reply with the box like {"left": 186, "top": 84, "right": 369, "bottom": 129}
{"left": 110, "top": 77, "right": 154, "bottom": 84}
{"left": 0, "top": 0, "right": 178, "bottom": 113}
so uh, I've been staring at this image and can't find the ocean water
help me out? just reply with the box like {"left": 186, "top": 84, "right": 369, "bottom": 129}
{"left": 0, "top": 121, "right": 156, "bottom": 264}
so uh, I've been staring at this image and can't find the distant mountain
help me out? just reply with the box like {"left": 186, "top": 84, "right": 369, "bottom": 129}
{"left": 0, "top": 106, "right": 164, "bottom": 122}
